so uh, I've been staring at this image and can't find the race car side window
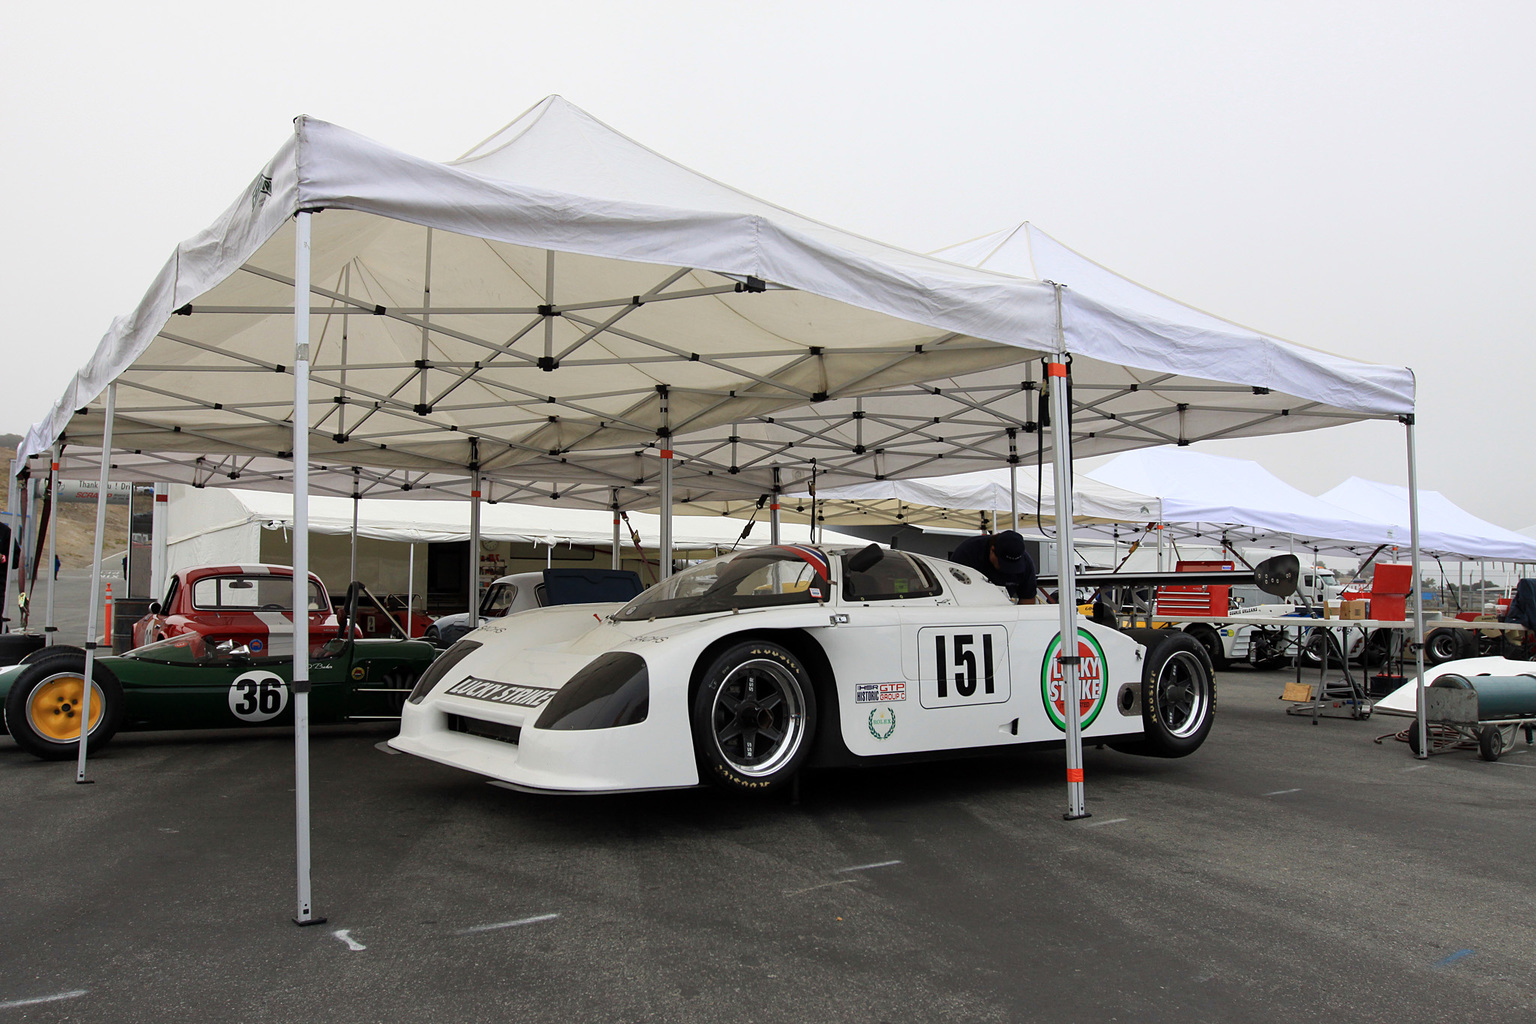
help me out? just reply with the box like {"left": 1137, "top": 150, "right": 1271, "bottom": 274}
{"left": 480, "top": 582, "right": 519, "bottom": 617}
{"left": 162, "top": 576, "right": 179, "bottom": 612}
{"left": 843, "top": 550, "right": 942, "bottom": 602}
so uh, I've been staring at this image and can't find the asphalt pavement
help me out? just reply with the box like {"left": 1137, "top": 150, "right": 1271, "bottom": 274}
{"left": 1, "top": 664, "right": 1533, "bottom": 1023}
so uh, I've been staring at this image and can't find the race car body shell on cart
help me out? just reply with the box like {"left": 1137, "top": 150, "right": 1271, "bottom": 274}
{"left": 132, "top": 564, "right": 343, "bottom": 654}
{"left": 391, "top": 545, "right": 1213, "bottom": 794}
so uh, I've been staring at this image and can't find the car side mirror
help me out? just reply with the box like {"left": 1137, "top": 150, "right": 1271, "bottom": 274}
{"left": 148, "top": 601, "right": 162, "bottom": 615}
{"left": 846, "top": 544, "right": 884, "bottom": 574}
{"left": 1255, "top": 554, "right": 1300, "bottom": 599}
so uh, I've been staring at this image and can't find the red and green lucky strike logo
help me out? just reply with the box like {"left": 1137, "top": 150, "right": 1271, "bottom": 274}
{"left": 1040, "top": 629, "right": 1108, "bottom": 731}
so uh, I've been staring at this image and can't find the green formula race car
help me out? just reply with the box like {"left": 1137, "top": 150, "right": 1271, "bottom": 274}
{"left": 0, "top": 584, "right": 440, "bottom": 761}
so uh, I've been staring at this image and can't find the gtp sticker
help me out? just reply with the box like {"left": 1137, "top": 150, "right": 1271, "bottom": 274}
{"left": 855, "top": 682, "right": 907, "bottom": 703}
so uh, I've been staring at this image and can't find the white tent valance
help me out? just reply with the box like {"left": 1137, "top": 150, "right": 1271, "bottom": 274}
{"left": 1320, "top": 478, "right": 1536, "bottom": 562}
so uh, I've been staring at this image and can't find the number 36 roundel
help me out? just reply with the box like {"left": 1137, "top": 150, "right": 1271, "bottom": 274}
{"left": 227, "top": 670, "right": 290, "bottom": 723}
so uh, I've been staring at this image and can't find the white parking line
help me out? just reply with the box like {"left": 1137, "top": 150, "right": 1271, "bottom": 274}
{"left": 332, "top": 929, "right": 366, "bottom": 951}
{"left": 1491, "top": 761, "right": 1536, "bottom": 769}
{"left": 0, "top": 990, "right": 87, "bottom": 1009}
{"left": 1263, "top": 789, "right": 1302, "bottom": 796}
{"left": 1083, "top": 818, "right": 1128, "bottom": 828}
{"left": 783, "top": 879, "right": 857, "bottom": 897}
{"left": 835, "top": 860, "right": 903, "bottom": 873}
{"left": 1401, "top": 764, "right": 1428, "bottom": 772}
{"left": 457, "top": 913, "right": 560, "bottom": 935}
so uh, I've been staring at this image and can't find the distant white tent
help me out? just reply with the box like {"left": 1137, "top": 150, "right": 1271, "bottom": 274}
{"left": 165, "top": 486, "right": 825, "bottom": 573}
{"left": 1084, "top": 449, "right": 1401, "bottom": 556}
{"left": 1321, "top": 479, "right": 1536, "bottom": 562}
{"left": 784, "top": 467, "right": 1160, "bottom": 527}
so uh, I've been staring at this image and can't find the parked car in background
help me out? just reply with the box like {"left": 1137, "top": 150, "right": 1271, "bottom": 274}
{"left": 132, "top": 564, "right": 343, "bottom": 656}
{"left": 426, "top": 568, "right": 646, "bottom": 647}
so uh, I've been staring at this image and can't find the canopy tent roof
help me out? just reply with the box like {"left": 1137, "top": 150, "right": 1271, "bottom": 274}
{"left": 170, "top": 486, "right": 824, "bottom": 550}
{"left": 16, "top": 97, "right": 1414, "bottom": 511}
{"left": 776, "top": 467, "right": 1160, "bottom": 528}
{"left": 1084, "top": 448, "right": 1404, "bottom": 557}
{"left": 1320, "top": 478, "right": 1536, "bottom": 562}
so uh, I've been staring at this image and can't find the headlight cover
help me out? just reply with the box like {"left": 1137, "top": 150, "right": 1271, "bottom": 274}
{"left": 407, "top": 640, "right": 481, "bottom": 704}
{"left": 534, "top": 652, "right": 649, "bottom": 731}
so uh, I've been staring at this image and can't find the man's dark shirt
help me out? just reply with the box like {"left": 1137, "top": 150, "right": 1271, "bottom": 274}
{"left": 950, "top": 534, "right": 1037, "bottom": 601}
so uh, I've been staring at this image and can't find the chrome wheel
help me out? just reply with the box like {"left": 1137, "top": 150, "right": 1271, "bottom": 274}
{"left": 1154, "top": 650, "right": 1211, "bottom": 740}
{"left": 708, "top": 657, "right": 808, "bottom": 778}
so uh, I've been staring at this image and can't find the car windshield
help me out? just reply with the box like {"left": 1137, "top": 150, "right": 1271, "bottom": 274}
{"left": 612, "top": 547, "right": 829, "bottom": 621}
{"left": 190, "top": 574, "right": 324, "bottom": 612}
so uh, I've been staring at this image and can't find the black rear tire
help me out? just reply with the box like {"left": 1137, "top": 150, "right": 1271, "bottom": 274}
{"left": 1136, "top": 633, "right": 1216, "bottom": 757}
{"left": 1185, "top": 626, "right": 1227, "bottom": 670}
{"left": 1424, "top": 628, "right": 1465, "bottom": 665}
{"left": 3, "top": 651, "right": 125, "bottom": 760}
{"left": 691, "top": 640, "right": 817, "bottom": 794}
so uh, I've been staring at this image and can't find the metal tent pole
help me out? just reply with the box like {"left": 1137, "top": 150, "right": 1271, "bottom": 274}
{"left": 1008, "top": 428, "right": 1020, "bottom": 532}
{"left": 290, "top": 210, "right": 322, "bottom": 926}
{"left": 1405, "top": 416, "right": 1429, "bottom": 760}
{"left": 468, "top": 462, "right": 482, "bottom": 629}
{"left": 349, "top": 469, "right": 360, "bottom": 585}
{"left": 660, "top": 445, "right": 674, "bottom": 579}
{"left": 611, "top": 489, "right": 621, "bottom": 570}
{"left": 2, "top": 472, "right": 15, "bottom": 634}
{"left": 1048, "top": 356, "right": 1088, "bottom": 820}
{"left": 150, "top": 481, "right": 168, "bottom": 602}
{"left": 75, "top": 385, "right": 116, "bottom": 784}
{"left": 770, "top": 468, "right": 782, "bottom": 546}
{"left": 407, "top": 542, "right": 416, "bottom": 637}
{"left": 45, "top": 449, "right": 59, "bottom": 646}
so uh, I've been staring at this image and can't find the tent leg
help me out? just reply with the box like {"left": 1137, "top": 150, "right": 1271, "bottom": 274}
{"left": 468, "top": 467, "right": 481, "bottom": 629}
{"left": 1008, "top": 428, "right": 1020, "bottom": 532}
{"left": 1048, "top": 358, "right": 1087, "bottom": 820}
{"left": 1405, "top": 416, "right": 1429, "bottom": 760}
{"left": 349, "top": 470, "right": 360, "bottom": 585}
{"left": 770, "top": 467, "right": 782, "bottom": 546}
{"left": 660, "top": 443, "right": 674, "bottom": 579}
{"left": 291, "top": 210, "right": 323, "bottom": 926}
{"left": 611, "top": 489, "right": 621, "bottom": 570}
{"left": 150, "top": 481, "right": 167, "bottom": 604}
{"left": 45, "top": 449, "right": 59, "bottom": 646}
{"left": 407, "top": 542, "right": 416, "bottom": 637}
{"left": 76, "top": 385, "right": 116, "bottom": 785}
{"left": 2, "top": 473, "right": 15, "bottom": 634}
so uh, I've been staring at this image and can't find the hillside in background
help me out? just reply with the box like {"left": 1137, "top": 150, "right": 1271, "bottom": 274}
{"left": 1, "top": 447, "right": 129, "bottom": 569}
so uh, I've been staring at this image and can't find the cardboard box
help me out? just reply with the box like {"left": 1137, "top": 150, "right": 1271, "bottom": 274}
{"left": 1342, "top": 600, "right": 1368, "bottom": 620}
{"left": 1282, "top": 681, "right": 1315, "bottom": 702}
{"left": 1323, "top": 602, "right": 1339, "bottom": 619}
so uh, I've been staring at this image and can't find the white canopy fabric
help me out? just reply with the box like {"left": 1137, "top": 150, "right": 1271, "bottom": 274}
{"left": 1320, "top": 478, "right": 1536, "bottom": 562}
{"left": 784, "top": 467, "right": 1160, "bottom": 528}
{"left": 1085, "top": 449, "right": 1403, "bottom": 556}
{"left": 17, "top": 98, "right": 1413, "bottom": 509}
{"left": 170, "top": 486, "right": 822, "bottom": 550}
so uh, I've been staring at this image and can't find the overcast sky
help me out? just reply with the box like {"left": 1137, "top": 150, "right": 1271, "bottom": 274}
{"left": 3, "top": 1, "right": 1532, "bottom": 527}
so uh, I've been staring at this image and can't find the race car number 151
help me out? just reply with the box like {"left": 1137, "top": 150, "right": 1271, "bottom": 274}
{"left": 916, "top": 626, "right": 1011, "bottom": 708}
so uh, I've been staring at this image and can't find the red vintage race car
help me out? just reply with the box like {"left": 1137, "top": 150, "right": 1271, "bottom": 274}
{"left": 132, "top": 564, "right": 345, "bottom": 655}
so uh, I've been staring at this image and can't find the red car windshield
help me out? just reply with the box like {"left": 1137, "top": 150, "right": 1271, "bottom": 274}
{"left": 190, "top": 575, "right": 325, "bottom": 612}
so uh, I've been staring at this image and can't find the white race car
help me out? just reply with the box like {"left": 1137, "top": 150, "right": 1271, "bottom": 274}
{"left": 390, "top": 544, "right": 1216, "bottom": 794}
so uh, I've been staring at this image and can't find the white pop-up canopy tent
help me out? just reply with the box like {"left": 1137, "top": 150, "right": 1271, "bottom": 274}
{"left": 1320, "top": 478, "right": 1536, "bottom": 562}
{"left": 1084, "top": 449, "right": 1404, "bottom": 558}
{"left": 781, "top": 467, "right": 1160, "bottom": 528}
{"left": 9, "top": 97, "right": 1426, "bottom": 920}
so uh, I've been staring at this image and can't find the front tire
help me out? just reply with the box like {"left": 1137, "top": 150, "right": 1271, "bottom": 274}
{"left": 1185, "top": 626, "right": 1227, "bottom": 669}
{"left": 1139, "top": 634, "right": 1216, "bottom": 757}
{"left": 691, "top": 640, "right": 817, "bottom": 794}
{"left": 1479, "top": 725, "right": 1504, "bottom": 762}
{"left": 1424, "top": 628, "right": 1465, "bottom": 665}
{"left": 3, "top": 652, "right": 125, "bottom": 760}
